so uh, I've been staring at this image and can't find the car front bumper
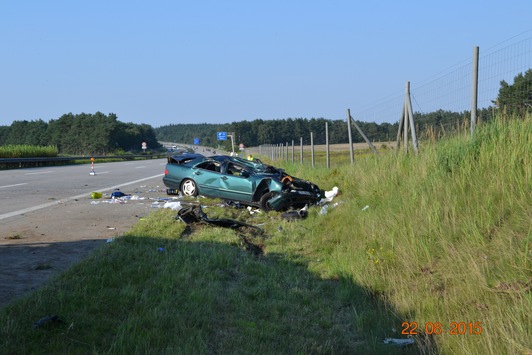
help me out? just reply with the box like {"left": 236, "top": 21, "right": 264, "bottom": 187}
{"left": 267, "top": 190, "right": 322, "bottom": 211}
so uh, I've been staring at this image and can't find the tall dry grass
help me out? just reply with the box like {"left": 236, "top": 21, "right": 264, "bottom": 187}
{"left": 280, "top": 114, "right": 531, "bottom": 354}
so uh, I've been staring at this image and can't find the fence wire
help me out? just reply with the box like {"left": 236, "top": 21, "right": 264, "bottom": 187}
{"left": 258, "top": 32, "right": 532, "bottom": 162}
{"left": 350, "top": 31, "right": 532, "bottom": 124}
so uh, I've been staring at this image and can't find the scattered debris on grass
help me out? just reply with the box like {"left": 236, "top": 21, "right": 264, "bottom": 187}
{"left": 383, "top": 337, "right": 415, "bottom": 347}
{"left": 280, "top": 206, "right": 308, "bottom": 221}
{"left": 176, "top": 206, "right": 262, "bottom": 232}
{"left": 175, "top": 205, "right": 266, "bottom": 255}
{"left": 32, "top": 315, "right": 65, "bottom": 329}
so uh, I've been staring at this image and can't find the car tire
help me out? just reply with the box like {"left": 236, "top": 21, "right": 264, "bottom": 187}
{"left": 181, "top": 179, "right": 198, "bottom": 197}
{"left": 259, "top": 191, "right": 277, "bottom": 211}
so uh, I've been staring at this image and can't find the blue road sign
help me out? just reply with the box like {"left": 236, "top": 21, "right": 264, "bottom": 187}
{"left": 193, "top": 138, "right": 200, "bottom": 145}
{"left": 217, "top": 132, "right": 227, "bottom": 140}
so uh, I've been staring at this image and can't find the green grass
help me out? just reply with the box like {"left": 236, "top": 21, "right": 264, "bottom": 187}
{"left": 0, "top": 144, "right": 58, "bottom": 158}
{"left": 1, "top": 115, "right": 530, "bottom": 354}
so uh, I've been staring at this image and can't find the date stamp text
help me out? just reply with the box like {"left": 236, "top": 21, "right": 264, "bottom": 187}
{"left": 402, "top": 321, "right": 483, "bottom": 335}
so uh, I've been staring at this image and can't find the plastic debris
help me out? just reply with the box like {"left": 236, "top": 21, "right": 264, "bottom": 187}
{"left": 383, "top": 338, "right": 415, "bottom": 347}
{"left": 362, "top": 205, "right": 370, "bottom": 211}
{"left": 247, "top": 206, "right": 262, "bottom": 215}
{"left": 163, "top": 201, "right": 182, "bottom": 211}
{"left": 325, "top": 186, "right": 339, "bottom": 199}
{"left": 111, "top": 191, "right": 127, "bottom": 198}
{"left": 320, "top": 186, "right": 338, "bottom": 202}
{"left": 320, "top": 205, "right": 329, "bottom": 215}
{"left": 33, "top": 315, "right": 64, "bottom": 329}
{"left": 90, "top": 192, "right": 103, "bottom": 199}
{"left": 106, "top": 238, "right": 114, "bottom": 243}
{"left": 281, "top": 208, "right": 308, "bottom": 221}
{"left": 158, "top": 247, "right": 165, "bottom": 252}
{"left": 224, "top": 200, "right": 244, "bottom": 209}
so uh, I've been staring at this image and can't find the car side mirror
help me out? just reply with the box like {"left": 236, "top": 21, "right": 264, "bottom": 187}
{"left": 240, "top": 171, "right": 250, "bottom": 178}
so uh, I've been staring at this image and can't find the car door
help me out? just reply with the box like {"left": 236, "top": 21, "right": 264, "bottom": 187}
{"left": 192, "top": 161, "right": 223, "bottom": 196}
{"left": 218, "top": 161, "right": 255, "bottom": 202}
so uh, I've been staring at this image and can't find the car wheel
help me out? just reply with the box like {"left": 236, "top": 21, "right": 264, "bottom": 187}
{"left": 181, "top": 179, "right": 198, "bottom": 197}
{"left": 259, "top": 191, "right": 277, "bottom": 211}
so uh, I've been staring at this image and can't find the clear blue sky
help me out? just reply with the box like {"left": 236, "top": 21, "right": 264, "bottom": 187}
{"left": 1, "top": 1, "right": 531, "bottom": 127}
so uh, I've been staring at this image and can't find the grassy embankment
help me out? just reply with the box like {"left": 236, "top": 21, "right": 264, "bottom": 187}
{"left": 0, "top": 115, "right": 530, "bottom": 354}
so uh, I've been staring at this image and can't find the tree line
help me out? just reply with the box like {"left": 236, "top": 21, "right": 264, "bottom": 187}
{"left": 154, "top": 69, "right": 528, "bottom": 148}
{"left": 0, "top": 112, "right": 160, "bottom": 155}
{"left": 0, "top": 108, "right": 499, "bottom": 155}
{"left": 154, "top": 108, "right": 498, "bottom": 150}
{"left": 0, "top": 69, "right": 528, "bottom": 153}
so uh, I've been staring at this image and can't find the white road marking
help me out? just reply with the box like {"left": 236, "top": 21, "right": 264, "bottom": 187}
{"left": 0, "top": 173, "right": 164, "bottom": 221}
{"left": 135, "top": 166, "right": 146, "bottom": 169}
{"left": 25, "top": 171, "right": 53, "bottom": 175}
{"left": 0, "top": 183, "right": 28, "bottom": 189}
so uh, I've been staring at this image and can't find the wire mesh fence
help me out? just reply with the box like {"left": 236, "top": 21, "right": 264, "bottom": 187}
{"left": 350, "top": 31, "right": 532, "bottom": 134}
{"left": 254, "top": 31, "right": 532, "bottom": 165}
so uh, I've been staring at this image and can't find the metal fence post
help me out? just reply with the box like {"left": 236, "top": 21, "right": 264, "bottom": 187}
{"left": 405, "top": 81, "right": 419, "bottom": 154}
{"left": 347, "top": 109, "right": 354, "bottom": 164}
{"left": 471, "top": 46, "right": 479, "bottom": 136}
{"left": 300, "top": 137, "right": 303, "bottom": 164}
{"left": 311, "top": 132, "right": 315, "bottom": 167}
{"left": 325, "top": 122, "right": 330, "bottom": 169}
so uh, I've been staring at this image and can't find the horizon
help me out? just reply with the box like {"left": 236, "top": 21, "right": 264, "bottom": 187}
{"left": 1, "top": 1, "right": 531, "bottom": 127}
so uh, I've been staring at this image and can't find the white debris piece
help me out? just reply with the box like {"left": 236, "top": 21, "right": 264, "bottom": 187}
{"left": 320, "top": 186, "right": 339, "bottom": 204}
{"left": 247, "top": 206, "right": 261, "bottom": 214}
{"left": 163, "top": 201, "right": 182, "bottom": 211}
{"left": 325, "top": 186, "right": 339, "bottom": 199}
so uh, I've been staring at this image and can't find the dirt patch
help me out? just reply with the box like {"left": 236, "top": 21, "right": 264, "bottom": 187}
{"left": 0, "top": 186, "right": 170, "bottom": 310}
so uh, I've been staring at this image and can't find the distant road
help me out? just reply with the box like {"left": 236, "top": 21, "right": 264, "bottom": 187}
{"left": 0, "top": 159, "right": 168, "bottom": 221}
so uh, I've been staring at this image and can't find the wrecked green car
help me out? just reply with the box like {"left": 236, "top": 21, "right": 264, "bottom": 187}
{"left": 163, "top": 154, "right": 324, "bottom": 211}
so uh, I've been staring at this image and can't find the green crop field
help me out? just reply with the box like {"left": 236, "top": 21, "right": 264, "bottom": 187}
{"left": 0, "top": 144, "right": 58, "bottom": 158}
{"left": 1, "top": 115, "right": 530, "bottom": 354}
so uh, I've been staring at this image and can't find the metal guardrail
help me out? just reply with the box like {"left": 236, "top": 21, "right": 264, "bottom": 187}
{"left": 0, "top": 154, "right": 168, "bottom": 168}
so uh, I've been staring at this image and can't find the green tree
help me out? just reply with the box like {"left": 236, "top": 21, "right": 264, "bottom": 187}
{"left": 494, "top": 69, "right": 532, "bottom": 116}
{"left": 0, "top": 126, "right": 10, "bottom": 145}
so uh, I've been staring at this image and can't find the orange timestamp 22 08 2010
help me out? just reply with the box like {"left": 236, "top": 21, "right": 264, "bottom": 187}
{"left": 402, "top": 321, "right": 483, "bottom": 335}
